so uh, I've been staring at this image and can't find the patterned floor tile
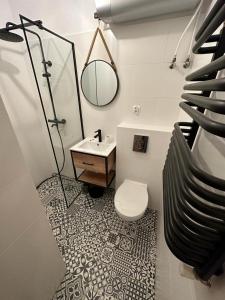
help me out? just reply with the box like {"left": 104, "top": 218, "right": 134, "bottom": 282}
{"left": 38, "top": 175, "right": 82, "bottom": 207}
{"left": 89, "top": 261, "right": 110, "bottom": 289}
{"left": 132, "top": 225, "right": 157, "bottom": 262}
{"left": 111, "top": 249, "right": 132, "bottom": 276}
{"left": 52, "top": 272, "right": 84, "bottom": 300}
{"left": 37, "top": 177, "right": 157, "bottom": 300}
{"left": 125, "top": 278, "right": 148, "bottom": 300}
{"left": 106, "top": 270, "right": 127, "bottom": 299}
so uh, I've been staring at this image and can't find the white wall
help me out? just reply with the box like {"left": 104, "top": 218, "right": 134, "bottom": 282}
{"left": 0, "top": 95, "right": 66, "bottom": 300}
{"left": 0, "top": 0, "right": 55, "bottom": 186}
{"left": 7, "top": 0, "right": 97, "bottom": 35}
{"left": 71, "top": 14, "right": 194, "bottom": 139}
{"left": 3, "top": 0, "right": 197, "bottom": 138}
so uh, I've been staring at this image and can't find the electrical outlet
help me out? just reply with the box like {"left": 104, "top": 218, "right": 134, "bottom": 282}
{"left": 133, "top": 105, "right": 141, "bottom": 115}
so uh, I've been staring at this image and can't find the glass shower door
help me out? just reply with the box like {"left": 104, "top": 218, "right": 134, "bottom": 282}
{"left": 20, "top": 16, "right": 84, "bottom": 207}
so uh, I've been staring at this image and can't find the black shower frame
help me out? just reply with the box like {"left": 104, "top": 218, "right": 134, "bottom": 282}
{"left": 19, "top": 15, "right": 85, "bottom": 208}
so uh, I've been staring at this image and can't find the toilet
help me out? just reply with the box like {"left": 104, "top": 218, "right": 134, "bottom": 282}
{"left": 114, "top": 179, "right": 148, "bottom": 221}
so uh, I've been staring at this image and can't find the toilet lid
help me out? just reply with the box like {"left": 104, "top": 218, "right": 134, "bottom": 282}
{"left": 115, "top": 180, "right": 148, "bottom": 218}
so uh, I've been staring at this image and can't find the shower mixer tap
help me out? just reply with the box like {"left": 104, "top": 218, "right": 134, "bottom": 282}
{"left": 48, "top": 118, "right": 66, "bottom": 128}
{"left": 42, "top": 60, "right": 52, "bottom": 77}
{"left": 42, "top": 72, "right": 51, "bottom": 78}
{"left": 42, "top": 60, "right": 52, "bottom": 67}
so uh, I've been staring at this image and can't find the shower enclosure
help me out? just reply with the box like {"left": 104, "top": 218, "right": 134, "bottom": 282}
{"left": 20, "top": 15, "right": 84, "bottom": 208}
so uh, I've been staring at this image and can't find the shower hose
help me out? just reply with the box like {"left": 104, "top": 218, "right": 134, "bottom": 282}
{"left": 36, "top": 125, "right": 66, "bottom": 189}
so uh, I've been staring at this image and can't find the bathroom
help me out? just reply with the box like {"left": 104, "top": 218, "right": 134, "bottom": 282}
{"left": 1, "top": 0, "right": 225, "bottom": 299}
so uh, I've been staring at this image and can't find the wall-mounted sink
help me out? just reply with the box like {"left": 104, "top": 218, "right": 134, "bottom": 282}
{"left": 70, "top": 137, "right": 116, "bottom": 187}
{"left": 70, "top": 138, "right": 116, "bottom": 157}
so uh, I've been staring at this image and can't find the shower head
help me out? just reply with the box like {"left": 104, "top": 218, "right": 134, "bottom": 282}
{"left": 0, "top": 29, "right": 24, "bottom": 42}
{"left": 0, "top": 20, "right": 42, "bottom": 43}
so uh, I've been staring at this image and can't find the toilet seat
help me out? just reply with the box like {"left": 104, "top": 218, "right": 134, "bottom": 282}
{"left": 114, "top": 179, "right": 148, "bottom": 221}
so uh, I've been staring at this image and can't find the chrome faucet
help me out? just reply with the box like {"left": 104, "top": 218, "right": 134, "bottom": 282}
{"left": 94, "top": 129, "right": 102, "bottom": 142}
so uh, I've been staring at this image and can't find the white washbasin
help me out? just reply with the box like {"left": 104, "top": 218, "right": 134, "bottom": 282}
{"left": 70, "top": 138, "right": 116, "bottom": 157}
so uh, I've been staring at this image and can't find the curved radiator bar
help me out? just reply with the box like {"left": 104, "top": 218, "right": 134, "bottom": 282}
{"left": 179, "top": 102, "right": 225, "bottom": 137}
{"left": 181, "top": 93, "right": 225, "bottom": 114}
{"left": 186, "top": 55, "right": 225, "bottom": 81}
{"left": 184, "top": 78, "right": 225, "bottom": 92}
{"left": 195, "top": 0, "right": 224, "bottom": 41}
{"left": 163, "top": 125, "right": 225, "bottom": 274}
{"left": 164, "top": 0, "right": 225, "bottom": 282}
{"left": 193, "top": 3, "right": 225, "bottom": 53}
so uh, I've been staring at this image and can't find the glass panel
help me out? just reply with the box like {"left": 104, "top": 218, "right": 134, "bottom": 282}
{"left": 21, "top": 17, "right": 83, "bottom": 207}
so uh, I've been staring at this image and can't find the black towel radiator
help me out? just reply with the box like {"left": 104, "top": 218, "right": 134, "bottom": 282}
{"left": 163, "top": 0, "right": 225, "bottom": 284}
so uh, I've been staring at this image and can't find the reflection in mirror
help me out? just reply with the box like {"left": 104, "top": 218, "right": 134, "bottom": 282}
{"left": 81, "top": 60, "right": 119, "bottom": 106}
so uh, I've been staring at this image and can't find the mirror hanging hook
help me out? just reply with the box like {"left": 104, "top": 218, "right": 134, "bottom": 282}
{"left": 83, "top": 23, "right": 116, "bottom": 71}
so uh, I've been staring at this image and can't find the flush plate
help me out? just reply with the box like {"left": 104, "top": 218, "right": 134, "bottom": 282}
{"left": 133, "top": 135, "right": 149, "bottom": 153}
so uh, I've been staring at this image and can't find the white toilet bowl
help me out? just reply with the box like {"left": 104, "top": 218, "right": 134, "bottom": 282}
{"left": 114, "top": 179, "right": 148, "bottom": 221}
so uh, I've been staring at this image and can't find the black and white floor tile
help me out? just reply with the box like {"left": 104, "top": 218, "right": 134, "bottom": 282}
{"left": 38, "top": 176, "right": 158, "bottom": 300}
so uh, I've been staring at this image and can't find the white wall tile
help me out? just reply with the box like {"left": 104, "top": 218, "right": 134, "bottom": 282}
{"left": 68, "top": 14, "right": 198, "bottom": 140}
{"left": 131, "top": 63, "right": 185, "bottom": 99}
{"left": 115, "top": 20, "right": 168, "bottom": 65}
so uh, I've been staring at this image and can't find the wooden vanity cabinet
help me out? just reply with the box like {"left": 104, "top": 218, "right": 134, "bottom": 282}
{"left": 70, "top": 148, "right": 116, "bottom": 187}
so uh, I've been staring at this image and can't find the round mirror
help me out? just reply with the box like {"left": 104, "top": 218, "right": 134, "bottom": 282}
{"left": 81, "top": 60, "right": 119, "bottom": 106}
